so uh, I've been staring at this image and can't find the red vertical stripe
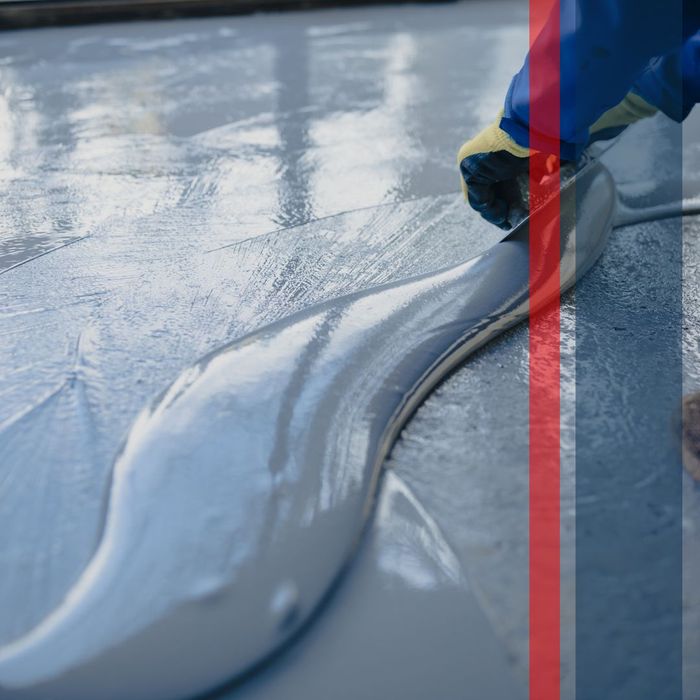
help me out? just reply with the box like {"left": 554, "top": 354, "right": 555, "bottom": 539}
{"left": 529, "top": 1, "right": 561, "bottom": 700}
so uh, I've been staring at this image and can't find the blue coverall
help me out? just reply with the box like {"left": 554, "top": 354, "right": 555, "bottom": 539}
{"left": 501, "top": 1, "right": 700, "bottom": 159}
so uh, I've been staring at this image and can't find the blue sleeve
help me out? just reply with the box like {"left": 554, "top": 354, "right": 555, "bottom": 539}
{"left": 633, "top": 30, "right": 700, "bottom": 123}
{"left": 501, "top": 0, "right": 700, "bottom": 160}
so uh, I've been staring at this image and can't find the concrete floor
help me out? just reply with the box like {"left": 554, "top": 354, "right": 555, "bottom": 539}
{"left": 0, "top": 2, "right": 699, "bottom": 698}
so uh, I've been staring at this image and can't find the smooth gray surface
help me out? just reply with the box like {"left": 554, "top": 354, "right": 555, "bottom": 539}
{"left": 230, "top": 471, "right": 525, "bottom": 700}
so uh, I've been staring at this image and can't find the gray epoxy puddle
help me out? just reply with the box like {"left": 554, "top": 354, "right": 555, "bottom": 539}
{"left": 0, "top": 192, "right": 500, "bottom": 650}
{"left": 0, "top": 164, "right": 614, "bottom": 698}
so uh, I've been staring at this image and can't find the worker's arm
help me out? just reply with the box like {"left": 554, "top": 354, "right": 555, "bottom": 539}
{"left": 631, "top": 31, "right": 700, "bottom": 124}
{"left": 502, "top": 0, "right": 694, "bottom": 160}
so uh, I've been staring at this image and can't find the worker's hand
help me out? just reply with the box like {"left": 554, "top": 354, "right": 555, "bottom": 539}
{"left": 458, "top": 95, "right": 654, "bottom": 230}
{"left": 588, "top": 91, "right": 658, "bottom": 144}
{"left": 457, "top": 111, "right": 533, "bottom": 230}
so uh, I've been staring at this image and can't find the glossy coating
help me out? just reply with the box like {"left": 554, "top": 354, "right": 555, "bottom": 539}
{"left": 0, "top": 161, "right": 615, "bottom": 699}
{"left": 0, "top": 7, "right": 520, "bottom": 648}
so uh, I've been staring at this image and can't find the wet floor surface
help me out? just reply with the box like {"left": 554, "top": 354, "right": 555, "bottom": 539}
{"left": 1, "top": 2, "right": 700, "bottom": 698}
{"left": 0, "top": 0, "right": 521, "bottom": 650}
{"left": 0, "top": 2, "right": 526, "bottom": 273}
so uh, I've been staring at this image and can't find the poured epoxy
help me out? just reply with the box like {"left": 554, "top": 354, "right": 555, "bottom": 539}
{"left": 0, "top": 162, "right": 614, "bottom": 698}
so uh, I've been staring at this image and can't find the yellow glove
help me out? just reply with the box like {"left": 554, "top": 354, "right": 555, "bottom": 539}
{"left": 457, "top": 111, "right": 532, "bottom": 230}
{"left": 589, "top": 92, "right": 658, "bottom": 143}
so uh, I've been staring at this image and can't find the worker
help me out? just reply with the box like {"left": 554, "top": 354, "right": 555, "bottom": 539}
{"left": 458, "top": 1, "right": 700, "bottom": 231}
